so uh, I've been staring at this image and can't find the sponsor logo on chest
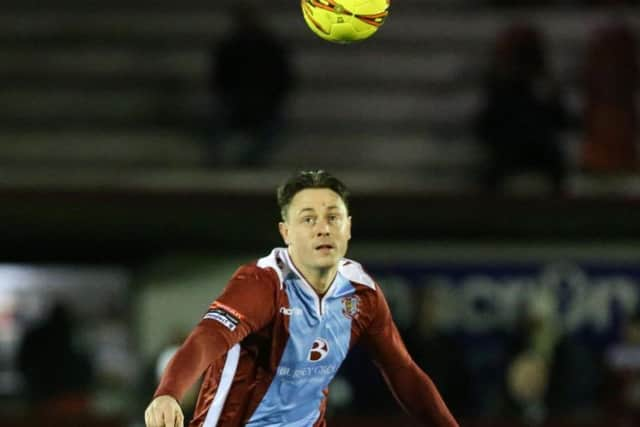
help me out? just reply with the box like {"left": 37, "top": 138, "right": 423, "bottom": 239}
{"left": 279, "top": 306, "right": 303, "bottom": 316}
{"left": 308, "top": 338, "right": 329, "bottom": 362}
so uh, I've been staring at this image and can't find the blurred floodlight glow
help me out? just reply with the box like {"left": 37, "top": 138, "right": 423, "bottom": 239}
{"left": 0, "top": 265, "right": 34, "bottom": 293}
{"left": 0, "top": 264, "right": 129, "bottom": 318}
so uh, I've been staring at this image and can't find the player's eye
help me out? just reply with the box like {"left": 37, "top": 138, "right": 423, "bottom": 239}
{"left": 302, "top": 216, "right": 316, "bottom": 225}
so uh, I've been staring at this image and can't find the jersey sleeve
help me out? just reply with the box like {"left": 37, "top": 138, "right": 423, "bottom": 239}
{"left": 361, "top": 286, "right": 459, "bottom": 427}
{"left": 154, "top": 264, "right": 279, "bottom": 401}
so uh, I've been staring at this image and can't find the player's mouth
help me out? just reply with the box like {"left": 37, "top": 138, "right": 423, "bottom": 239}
{"left": 314, "top": 244, "right": 335, "bottom": 252}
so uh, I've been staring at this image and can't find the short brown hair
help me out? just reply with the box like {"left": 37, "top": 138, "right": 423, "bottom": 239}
{"left": 277, "top": 170, "right": 349, "bottom": 220}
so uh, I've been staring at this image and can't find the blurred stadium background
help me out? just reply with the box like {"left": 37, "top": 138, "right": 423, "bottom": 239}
{"left": 1, "top": 0, "right": 640, "bottom": 426}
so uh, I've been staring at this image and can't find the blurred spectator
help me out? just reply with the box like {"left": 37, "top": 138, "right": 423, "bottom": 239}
{"left": 208, "top": 1, "right": 294, "bottom": 167}
{"left": 603, "top": 308, "right": 640, "bottom": 426}
{"left": 546, "top": 332, "right": 603, "bottom": 421}
{"left": 503, "top": 294, "right": 603, "bottom": 425}
{"left": 581, "top": 20, "right": 639, "bottom": 173}
{"left": 503, "top": 296, "right": 559, "bottom": 425}
{"left": 17, "top": 301, "right": 94, "bottom": 417}
{"left": 475, "top": 23, "right": 571, "bottom": 195}
{"left": 403, "top": 287, "right": 471, "bottom": 419}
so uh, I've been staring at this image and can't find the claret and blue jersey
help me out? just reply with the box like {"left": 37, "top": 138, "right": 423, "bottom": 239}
{"left": 247, "top": 249, "right": 369, "bottom": 426}
{"left": 154, "top": 247, "right": 458, "bottom": 427}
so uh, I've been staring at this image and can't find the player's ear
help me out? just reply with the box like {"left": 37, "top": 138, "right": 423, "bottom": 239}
{"left": 279, "top": 221, "right": 290, "bottom": 245}
{"left": 346, "top": 216, "right": 352, "bottom": 241}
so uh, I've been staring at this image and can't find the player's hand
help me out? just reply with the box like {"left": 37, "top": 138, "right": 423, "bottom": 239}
{"left": 145, "top": 395, "right": 184, "bottom": 427}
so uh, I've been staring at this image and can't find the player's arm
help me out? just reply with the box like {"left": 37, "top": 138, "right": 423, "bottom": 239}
{"left": 145, "top": 265, "right": 278, "bottom": 427}
{"left": 361, "top": 286, "right": 459, "bottom": 427}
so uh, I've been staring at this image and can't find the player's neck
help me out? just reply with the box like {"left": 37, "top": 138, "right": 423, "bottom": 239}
{"left": 288, "top": 253, "right": 336, "bottom": 295}
{"left": 303, "top": 268, "right": 336, "bottom": 295}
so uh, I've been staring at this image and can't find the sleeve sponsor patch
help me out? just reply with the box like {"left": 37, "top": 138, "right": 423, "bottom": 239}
{"left": 203, "top": 307, "right": 240, "bottom": 331}
{"left": 212, "top": 302, "right": 244, "bottom": 320}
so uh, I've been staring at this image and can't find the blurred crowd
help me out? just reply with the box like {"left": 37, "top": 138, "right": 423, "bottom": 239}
{"left": 204, "top": 1, "right": 640, "bottom": 198}
{"left": 8, "top": 289, "right": 640, "bottom": 427}
{"left": 336, "top": 287, "right": 640, "bottom": 427}
{"left": 475, "top": 17, "right": 638, "bottom": 196}
{"left": 3, "top": 0, "right": 640, "bottom": 426}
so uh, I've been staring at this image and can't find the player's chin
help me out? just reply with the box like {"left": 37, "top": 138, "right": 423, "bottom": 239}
{"left": 313, "top": 254, "right": 339, "bottom": 268}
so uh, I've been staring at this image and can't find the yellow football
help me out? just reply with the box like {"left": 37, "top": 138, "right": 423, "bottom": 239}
{"left": 301, "top": 0, "right": 390, "bottom": 44}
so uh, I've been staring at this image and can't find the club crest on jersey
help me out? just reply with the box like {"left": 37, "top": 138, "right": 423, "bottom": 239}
{"left": 308, "top": 338, "right": 329, "bottom": 362}
{"left": 342, "top": 295, "right": 360, "bottom": 319}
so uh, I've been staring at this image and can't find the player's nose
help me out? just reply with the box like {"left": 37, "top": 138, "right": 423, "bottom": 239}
{"left": 315, "top": 221, "right": 330, "bottom": 235}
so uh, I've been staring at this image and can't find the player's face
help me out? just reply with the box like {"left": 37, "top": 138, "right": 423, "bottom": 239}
{"left": 279, "top": 188, "right": 351, "bottom": 273}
